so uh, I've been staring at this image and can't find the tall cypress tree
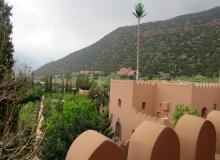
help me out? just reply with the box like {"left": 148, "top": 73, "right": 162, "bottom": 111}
{"left": 0, "top": 0, "right": 14, "bottom": 136}
{"left": 49, "top": 74, "right": 53, "bottom": 92}
{"left": 0, "top": 0, "right": 14, "bottom": 80}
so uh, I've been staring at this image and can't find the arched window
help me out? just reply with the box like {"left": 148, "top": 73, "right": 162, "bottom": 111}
{"left": 201, "top": 107, "right": 208, "bottom": 119}
{"left": 142, "top": 102, "right": 146, "bottom": 110}
{"left": 132, "top": 129, "right": 135, "bottom": 134}
{"left": 118, "top": 99, "right": 122, "bottom": 107}
{"left": 115, "top": 119, "right": 121, "bottom": 140}
{"left": 214, "top": 104, "right": 217, "bottom": 110}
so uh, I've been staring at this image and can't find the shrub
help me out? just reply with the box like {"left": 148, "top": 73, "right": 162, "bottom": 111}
{"left": 172, "top": 104, "right": 200, "bottom": 127}
{"left": 40, "top": 94, "right": 111, "bottom": 160}
{"left": 18, "top": 102, "right": 39, "bottom": 130}
{"left": 19, "top": 88, "right": 43, "bottom": 104}
{"left": 75, "top": 75, "right": 92, "bottom": 90}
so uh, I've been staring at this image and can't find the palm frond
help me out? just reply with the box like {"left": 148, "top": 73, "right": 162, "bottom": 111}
{"left": 141, "top": 13, "right": 147, "bottom": 19}
{"left": 132, "top": 12, "right": 138, "bottom": 18}
{"left": 133, "top": 2, "right": 146, "bottom": 18}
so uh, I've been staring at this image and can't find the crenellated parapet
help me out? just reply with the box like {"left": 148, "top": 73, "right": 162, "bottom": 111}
{"left": 135, "top": 80, "right": 157, "bottom": 86}
{"left": 193, "top": 82, "right": 220, "bottom": 88}
{"left": 111, "top": 79, "right": 220, "bottom": 89}
{"left": 111, "top": 79, "right": 134, "bottom": 85}
{"left": 159, "top": 81, "right": 193, "bottom": 88}
{"left": 159, "top": 81, "right": 220, "bottom": 88}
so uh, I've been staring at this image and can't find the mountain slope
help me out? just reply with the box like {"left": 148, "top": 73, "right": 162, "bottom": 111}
{"left": 35, "top": 7, "right": 220, "bottom": 77}
{"left": 14, "top": 52, "right": 53, "bottom": 72}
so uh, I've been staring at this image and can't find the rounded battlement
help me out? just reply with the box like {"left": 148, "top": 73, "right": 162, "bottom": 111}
{"left": 128, "top": 121, "right": 180, "bottom": 160}
{"left": 175, "top": 115, "right": 216, "bottom": 160}
{"left": 66, "top": 130, "right": 125, "bottom": 160}
{"left": 207, "top": 111, "right": 220, "bottom": 155}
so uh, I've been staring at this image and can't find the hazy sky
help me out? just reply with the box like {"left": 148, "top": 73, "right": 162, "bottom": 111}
{"left": 8, "top": 0, "right": 220, "bottom": 68}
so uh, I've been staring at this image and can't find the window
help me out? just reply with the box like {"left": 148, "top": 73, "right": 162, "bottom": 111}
{"left": 115, "top": 119, "right": 121, "bottom": 140}
{"left": 118, "top": 99, "right": 122, "bottom": 107}
{"left": 201, "top": 107, "right": 208, "bottom": 119}
{"left": 142, "top": 102, "right": 146, "bottom": 110}
{"left": 214, "top": 104, "right": 217, "bottom": 110}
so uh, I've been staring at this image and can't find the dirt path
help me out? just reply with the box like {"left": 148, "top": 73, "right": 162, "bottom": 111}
{"left": 36, "top": 96, "right": 44, "bottom": 139}
{"left": 33, "top": 96, "right": 45, "bottom": 160}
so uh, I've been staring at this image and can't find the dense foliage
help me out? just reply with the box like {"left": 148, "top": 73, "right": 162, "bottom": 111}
{"left": 75, "top": 75, "right": 92, "bottom": 90}
{"left": 0, "top": 0, "right": 14, "bottom": 134}
{"left": 40, "top": 94, "right": 112, "bottom": 160}
{"left": 89, "top": 80, "right": 110, "bottom": 110}
{"left": 19, "top": 88, "right": 43, "bottom": 104}
{"left": 0, "top": 0, "right": 14, "bottom": 79}
{"left": 172, "top": 104, "right": 200, "bottom": 127}
{"left": 18, "top": 102, "right": 39, "bottom": 130}
{"left": 0, "top": 2, "right": 41, "bottom": 159}
{"left": 35, "top": 7, "right": 220, "bottom": 78}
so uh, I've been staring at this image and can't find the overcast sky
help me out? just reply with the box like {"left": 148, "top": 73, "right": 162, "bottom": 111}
{"left": 7, "top": 0, "right": 220, "bottom": 68}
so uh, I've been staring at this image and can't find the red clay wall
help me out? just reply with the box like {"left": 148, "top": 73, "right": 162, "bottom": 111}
{"left": 132, "top": 81, "right": 156, "bottom": 115}
{"left": 110, "top": 80, "right": 159, "bottom": 141}
{"left": 192, "top": 86, "right": 220, "bottom": 114}
{"left": 109, "top": 80, "right": 134, "bottom": 141}
{"left": 109, "top": 80, "right": 220, "bottom": 141}
{"left": 155, "top": 83, "right": 192, "bottom": 119}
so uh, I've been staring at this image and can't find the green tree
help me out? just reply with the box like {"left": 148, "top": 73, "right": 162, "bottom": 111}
{"left": 172, "top": 104, "right": 200, "bottom": 127}
{"left": 44, "top": 74, "right": 53, "bottom": 93}
{"left": 0, "top": 0, "right": 14, "bottom": 79}
{"left": 133, "top": 2, "right": 147, "bottom": 80}
{"left": 19, "top": 88, "right": 43, "bottom": 104}
{"left": 0, "top": 0, "right": 13, "bottom": 134}
{"left": 89, "top": 81, "right": 109, "bottom": 111}
{"left": 65, "top": 74, "right": 71, "bottom": 93}
{"left": 0, "top": 1, "right": 43, "bottom": 159}
{"left": 75, "top": 75, "right": 92, "bottom": 90}
{"left": 49, "top": 74, "right": 53, "bottom": 92}
{"left": 0, "top": 73, "right": 35, "bottom": 159}
{"left": 44, "top": 75, "right": 49, "bottom": 92}
{"left": 40, "top": 94, "right": 111, "bottom": 160}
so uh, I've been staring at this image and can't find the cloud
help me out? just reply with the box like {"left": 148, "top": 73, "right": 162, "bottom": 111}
{"left": 7, "top": 0, "right": 220, "bottom": 68}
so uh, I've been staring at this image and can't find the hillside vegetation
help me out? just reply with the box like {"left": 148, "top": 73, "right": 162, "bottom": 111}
{"left": 35, "top": 7, "right": 220, "bottom": 78}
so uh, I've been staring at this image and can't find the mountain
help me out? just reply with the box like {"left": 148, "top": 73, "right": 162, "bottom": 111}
{"left": 35, "top": 7, "right": 220, "bottom": 78}
{"left": 14, "top": 52, "right": 53, "bottom": 72}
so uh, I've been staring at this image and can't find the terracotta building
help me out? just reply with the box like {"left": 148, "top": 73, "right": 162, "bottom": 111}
{"left": 66, "top": 79, "right": 220, "bottom": 160}
{"left": 80, "top": 70, "right": 103, "bottom": 75}
{"left": 117, "top": 67, "right": 135, "bottom": 76}
{"left": 109, "top": 79, "right": 220, "bottom": 141}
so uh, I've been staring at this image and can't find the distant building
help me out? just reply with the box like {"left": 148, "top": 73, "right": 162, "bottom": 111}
{"left": 79, "top": 89, "right": 90, "bottom": 95}
{"left": 109, "top": 79, "right": 220, "bottom": 141}
{"left": 80, "top": 70, "right": 103, "bottom": 76}
{"left": 117, "top": 67, "right": 135, "bottom": 76}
